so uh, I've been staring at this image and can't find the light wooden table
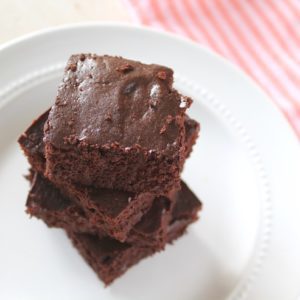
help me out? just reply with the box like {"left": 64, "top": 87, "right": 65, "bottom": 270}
{"left": 0, "top": 0, "right": 131, "bottom": 44}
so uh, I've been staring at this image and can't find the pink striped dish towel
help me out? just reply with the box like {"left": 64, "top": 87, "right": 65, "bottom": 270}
{"left": 123, "top": 0, "right": 300, "bottom": 137}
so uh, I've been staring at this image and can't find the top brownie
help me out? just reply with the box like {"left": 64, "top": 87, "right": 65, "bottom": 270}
{"left": 44, "top": 54, "right": 193, "bottom": 194}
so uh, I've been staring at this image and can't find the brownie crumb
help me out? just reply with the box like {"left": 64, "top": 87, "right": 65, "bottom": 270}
{"left": 20, "top": 132, "right": 28, "bottom": 139}
{"left": 111, "top": 142, "right": 120, "bottom": 148}
{"left": 160, "top": 125, "right": 167, "bottom": 134}
{"left": 124, "top": 147, "right": 131, "bottom": 153}
{"left": 149, "top": 98, "right": 158, "bottom": 109}
{"left": 79, "top": 54, "right": 86, "bottom": 61}
{"left": 175, "top": 115, "right": 183, "bottom": 124}
{"left": 166, "top": 115, "right": 173, "bottom": 124}
{"left": 157, "top": 71, "right": 167, "bottom": 80}
{"left": 117, "top": 64, "right": 134, "bottom": 73}
{"left": 179, "top": 96, "right": 193, "bottom": 109}
{"left": 43, "top": 122, "right": 50, "bottom": 132}
{"left": 63, "top": 134, "right": 77, "bottom": 145}
{"left": 68, "top": 63, "right": 77, "bottom": 72}
{"left": 105, "top": 113, "right": 112, "bottom": 121}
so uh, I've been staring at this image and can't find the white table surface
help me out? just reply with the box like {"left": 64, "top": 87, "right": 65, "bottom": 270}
{"left": 0, "top": 0, "right": 130, "bottom": 44}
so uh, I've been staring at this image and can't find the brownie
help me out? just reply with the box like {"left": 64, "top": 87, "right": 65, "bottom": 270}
{"left": 43, "top": 55, "right": 194, "bottom": 194}
{"left": 66, "top": 182, "right": 201, "bottom": 285}
{"left": 18, "top": 110, "right": 49, "bottom": 175}
{"left": 26, "top": 172, "right": 157, "bottom": 242}
{"left": 184, "top": 115, "right": 200, "bottom": 159}
{"left": 27, "top": 172, "right": 173, "bottom": 247}
{"left": 18, "top": 110, "right": 199, "bottom": 178}
{"left": 19, "top": 110, "right": 199, "bottom": 241}
{"left": 67, "top": 232, "right": 154, "bottom": 286}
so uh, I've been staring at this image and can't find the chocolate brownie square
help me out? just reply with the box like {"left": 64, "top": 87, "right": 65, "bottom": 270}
{"left": 18, "top": 110, "right": 49, "bottom": 175}
{"left": 26, "top": 171, "right": 157, "bottom": 241}
{"left": 66, "top": 182, "right": 201, "bottom": 285}
{"left": 68, "top": 232, "right": 154, "bottom": 286}
{"left": 43, "top": 55, "right": 194, "bottom": 194}
{"left": 26, "top": 172, "right": 201, "bottom": 249}
{"left": 184, "top": 115, "right": 200, "bottom": 159}
{"left": 18, "top": 110, "right": 199, "bottom": 178}
{"left": 27, "top": 172, "right": 172, "bottom": 246}
{"left": 19, "top": 110, "right": 199, "bottom": 241}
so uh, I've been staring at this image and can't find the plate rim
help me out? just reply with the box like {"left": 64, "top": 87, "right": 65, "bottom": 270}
{"left": 0, "top": 22, "right": 299, "bottom": 300}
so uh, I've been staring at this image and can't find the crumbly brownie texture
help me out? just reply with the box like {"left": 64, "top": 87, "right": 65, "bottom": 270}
{"left": 66, "top": 183, "right": 156, "bottom": 242}
{"left": 19, "top": 110, "right": 199, "bottom": 242}
{"left": 27, "top": 172, "right": 172, "bottom": 248}
{"left": 66, "top": 182, "right": 201, "bottom": 285}
{"left": 18, "top": 110, "right": 199, "bottom": 177}
{"left": 167, "top": 181, "right": 202, "bottom": 242}
{"left": 43, "top": 55, "right": 193, "bottom": 194}
{"left": 27, "top": 172, "right": 156, "bottom": 242}
{"left": 184, "top": 116, "right": 200, "bottom": 159}
{"left": 67, "top": 232, "right": 154, "bottom": 286}
{"left": 18, "top": 110, "right": 49, "bottom": 175}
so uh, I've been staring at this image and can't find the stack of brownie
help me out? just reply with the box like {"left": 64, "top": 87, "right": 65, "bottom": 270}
{"left": 18, "top": 55, "right": 202, "bottom": 285}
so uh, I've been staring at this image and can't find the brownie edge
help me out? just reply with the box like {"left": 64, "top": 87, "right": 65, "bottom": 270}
{"left": 43, "top": 54, "right": 194, "bottom": 194}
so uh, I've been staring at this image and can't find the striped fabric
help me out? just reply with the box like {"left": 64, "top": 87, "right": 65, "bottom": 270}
{"left": 124, "top": 0, "right": 300, "bottom": 137}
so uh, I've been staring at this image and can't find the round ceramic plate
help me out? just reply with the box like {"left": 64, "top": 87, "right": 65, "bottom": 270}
{"left": 0, "top": 24, "right": 299, "bottom": 300}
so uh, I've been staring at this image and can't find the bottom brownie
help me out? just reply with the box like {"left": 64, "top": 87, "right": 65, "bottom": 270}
{"left": 67, "top": 196, "right": 199, "bottom": 285}
{"left": 26, "top": 172, "right": 202, "bottom": 285}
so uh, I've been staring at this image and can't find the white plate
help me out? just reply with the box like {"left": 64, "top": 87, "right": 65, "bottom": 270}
{"left": 0, "top": 23, "right": 299, "bottom": 300}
